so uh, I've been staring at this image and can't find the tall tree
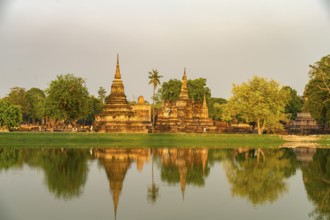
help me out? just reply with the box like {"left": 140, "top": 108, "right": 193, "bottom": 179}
{"left": 45, "top": 74, "right": 90, "bottom": 127}
{"left": 187, "top": 78, "right": 211, "bottom": 102}
{"left": 222, "top": 76, "right": 289, "bottom": 134}
{"left": 282, "top": 86, "right": 303, "bottom": 120}
{"left": 148, "top": 69, "right": 163, "bottom": 131}
{"left": 158, "top": 79, "right": 181, "bottom": 102}
{"left": 0, "top": 99, "right": 22, "bottom": 130}
{"left": 25, "top": 88, "right": 46, "bottom": 124}
{"left": 4, "top": 87, "right": 28, "bottom": 122}
{"left": 208, "top": 97, "right": 227, "bottom": 120}
{"left": 303, "top": 54, "right": 330, "bottom": 128}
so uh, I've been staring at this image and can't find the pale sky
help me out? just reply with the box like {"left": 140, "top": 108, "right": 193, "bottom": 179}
{"left": 1, "top": 0, "right": 330, "bottom": 101}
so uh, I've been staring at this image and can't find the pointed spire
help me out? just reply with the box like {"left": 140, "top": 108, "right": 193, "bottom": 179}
{"left": 202, "top": 93, "right": 207, "bottom": 108}
{"left": 182, "top": 67, "right": 187, "bottom": 81}
{"left": 113, "top": 191, "right": 119, "bottom": 220}
{"left": 179, "top": 67, "right": 189, "bottom": 99}
{"left": 115, "top": 54, "right": 121, "bottom": 79}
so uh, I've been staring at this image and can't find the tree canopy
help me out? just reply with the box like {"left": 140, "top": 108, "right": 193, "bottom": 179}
{"left": 25, "top": 88, "right": 46, "bottom": 124}
{"left": 157, "top": 77, "right": 211, "bottom": 103}
{"left": 282, "top": 86, "right": 303, "bottom": 120}
{"left": 303, "top": 54, "right": 330, "bottom": 127}
{"left": 222, "top": 76, "right": 289, "bottom": 134}
{"left": 45, "top": 74, "right": 90, "bottom": 125}
{"left": 0, "top": 99, "right": 22, "bottom": 130}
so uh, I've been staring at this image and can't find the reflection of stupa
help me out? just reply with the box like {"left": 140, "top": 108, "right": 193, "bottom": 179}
{"left": 156, "top": 69, "right": 217, "bottom": 133}
{"left": 155, "top": 148, "right": 208, "bottom": 197}
{"left": 293, "top": 147, "right": 316, "bottom": 163}
{"left": 92, "top": 148, "right": 150, "bottom": 219}
{"left": 94, "top": 55, "right": 151, "bottom": 133}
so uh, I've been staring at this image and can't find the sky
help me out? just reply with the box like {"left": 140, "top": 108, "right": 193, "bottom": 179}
{"left": 0, "top": 0, "right": 330, "bottom": 101}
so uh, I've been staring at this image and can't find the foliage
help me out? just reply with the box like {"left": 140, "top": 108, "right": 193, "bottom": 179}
{"left": 78, "top": 95, "right": 104, "bottom": 125}
{"left": 45, "top": 74, "right": 90, "bottom": 125}
{"left": 97, "top": 86, "right": 107, "bottom": 103}
{"left": 158, "top": 79, "right": 181, "bottom": 102}
{"left": 301, "top": 149, "right": 330, "bottom": 220}
{"left": 187, "top": 78, "right": 211, "bottom": 102}
{"left": 209, "top": 98, "right": 227, "bottom": 120}
{"left": 282, "top": 86, "right": 303, "bottom": 120}
{"left": 0, "top": 99, "right": 23, "bottom": 129}
{"left": 224, "top": 149, "right": 292, "bottom": 206}
{"left": 25, "top": 88, "right": 46, "bottom": 124}
{"left": 40, "top": 149, "right": 89, "bottom": 199}
{"left": 3, "top": 87, "right": 28, "bottom": 121}
{"left": 148, "top": 69, "right": 163, "bottom": 100}
{"left": 0, "top": 148, "right": 22, "bottom": 170}
{"left": 222, "top": 76, "right": 289, "bottom": 134}
{"left": 148, "top": 69, "right": 163, "bottom": 129}
{"left": 303, "top": 55, "right": 330, "bottom": 127}
{"left": 158, "top": 77, "right": 212, "bottom": 103}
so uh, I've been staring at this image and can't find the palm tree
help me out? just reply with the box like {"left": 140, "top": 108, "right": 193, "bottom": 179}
{"left": 148, "top": 150, "right": 159, "bottom": 203}
{"left": 148, "top": 69, "right": 163, "bottom": 132}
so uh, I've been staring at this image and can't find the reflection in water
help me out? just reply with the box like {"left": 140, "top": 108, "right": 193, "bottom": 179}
{"left": 155, "top": 148, "right": 209, "bottom": 198}
{"left": 1, "top": 147, "right": 330, "bottom": 219}
{"left": 0, "top": 148, "right": 90, "bottom": 199}
{"left": 92, "top": 148, "right": 151, "bottom": 219}
{"left": 223, "top": 148, "right": 293, "bottom": 205}
{"left": 299, "top": 149, "right": 330, "bottom": 220}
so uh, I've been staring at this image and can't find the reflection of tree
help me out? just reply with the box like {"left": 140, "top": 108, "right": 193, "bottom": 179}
{"left": 0, "top": 148, "right": 22, "bottom": 170}
{"left": 224, "top": 149, "right": 293, "bottom": 206}
{"left": 301, "top": 149, "right": 330, "bottom": 220}
{"left": 40, "top": 149, "right": 89, "bottom": 199}
{"left": 148, "top": 152, "right": 159, "bottom": 204}
{"left": 0, "top": 148, "right": 89, "bottom": 199}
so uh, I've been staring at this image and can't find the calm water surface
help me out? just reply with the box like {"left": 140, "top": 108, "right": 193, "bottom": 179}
{"left": 0, "top": 147, "right": 329, "bottom": 220}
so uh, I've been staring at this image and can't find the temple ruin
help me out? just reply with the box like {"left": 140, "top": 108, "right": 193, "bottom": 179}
{"left": 94, "top": 55, "right": 151, "bottom": 133}
{"left": 288, "top": 112, "right": 319, "bottom": 134}
{"left": 155, "top": 69, "right": 217, "bottom": 133}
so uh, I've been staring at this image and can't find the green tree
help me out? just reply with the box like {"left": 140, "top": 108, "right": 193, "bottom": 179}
{"left": 222, "top": 76, "right": 289, "bottom": 134}
{"left": 208, "top": 97, "right": 227, "bottom": 120}
{"left": 78, "top": 95, "right": 104, "bottom": 125}
{"left": 4, "top": 87, "right": 28, "bottom": 122}
{"left": 25, "top": 88, "right": 46, "bottom": 124}
{"left": 187, "top": 78, "right": 211, "bottom": 102}
{"left": 303, "top": 55, "right": 330, "bottom": 128}
{"left": 148, "top": 69, "right": 163, "bottom": 131}
{"left": 157, "top": 77, "right": 212, "bottom": 103}
{"left": 282, "top": 86, "right": 303, "bottom": 120}
{"left": 158, "top": 79, "right": 181, "bottom": 102}
{"left": 0, "top": 99, "right": 22, "bottom": 130}
{"left": 45, "top": 74, "right": 90, "bottom": 127}
{"left": 97, "top": 86, "right": 107, "bottom": 103}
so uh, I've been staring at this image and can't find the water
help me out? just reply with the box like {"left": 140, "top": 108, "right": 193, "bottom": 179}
{"left": 0, "top": 147, "right": 329, "bottom": 220}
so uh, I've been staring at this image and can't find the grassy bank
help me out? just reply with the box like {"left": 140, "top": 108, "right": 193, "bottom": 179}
{"left": 0, "top": 132, "right": 285, "bottom": 148}
{"left": 316, "top": 135, "right": 330, "bottom": 146}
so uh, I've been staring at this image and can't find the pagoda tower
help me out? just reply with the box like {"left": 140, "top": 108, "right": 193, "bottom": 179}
{"left": 176, "top": 68, "right": 193, "bottom": 119}
{"left": 94, "top": 55, "right": 151, "bottom": 133}
{"left": 156, "top": 68, "right": 217, "bottom": 133}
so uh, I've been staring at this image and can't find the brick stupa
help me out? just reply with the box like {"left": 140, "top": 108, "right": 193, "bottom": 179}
{"left": 94, "top": 55, "right": 151, "bottom": 133}
{"left": 156, "top": 69, "right": 217, "bottom": 133}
